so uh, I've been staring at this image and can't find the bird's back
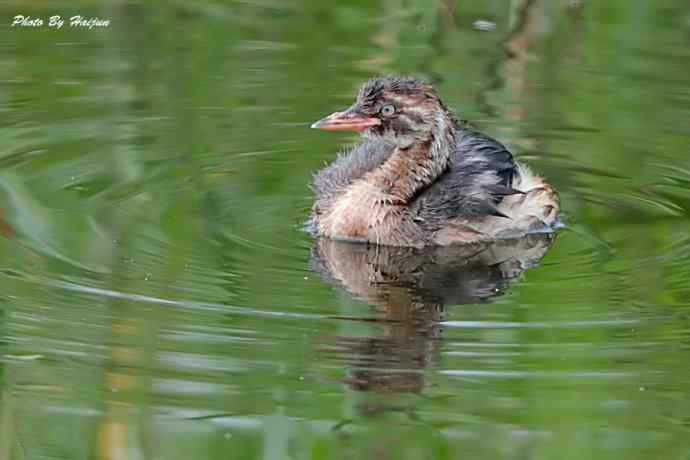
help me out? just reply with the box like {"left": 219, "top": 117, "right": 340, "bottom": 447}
{"left": 410, "top": 126, "right": 519, "bottom": 228}
{"left": 412, "top": 127, "right": 560, "bottom": 243}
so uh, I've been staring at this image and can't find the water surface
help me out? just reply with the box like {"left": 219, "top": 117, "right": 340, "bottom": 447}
{"left": 1, "top": 1, "right": 690, "bottom": 459}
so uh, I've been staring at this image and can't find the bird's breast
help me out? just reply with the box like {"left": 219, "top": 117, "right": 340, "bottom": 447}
{"left": 316, "top": 180, "right": 422, "bottom": 246}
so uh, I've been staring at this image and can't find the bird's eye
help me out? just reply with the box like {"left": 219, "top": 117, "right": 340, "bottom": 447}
{"left": 380, "top": 104, "right": 396, "bottom": 116}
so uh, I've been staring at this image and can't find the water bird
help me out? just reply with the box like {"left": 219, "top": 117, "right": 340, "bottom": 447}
{"left": 309, "top": 76, "right": 559, "bottom": 247}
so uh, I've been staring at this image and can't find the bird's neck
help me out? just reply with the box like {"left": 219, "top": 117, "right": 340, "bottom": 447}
{"left": 367, "top": 115, "right": 455, "bottom": 204}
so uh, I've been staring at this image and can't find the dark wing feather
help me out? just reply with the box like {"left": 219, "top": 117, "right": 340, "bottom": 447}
{"left": 412, "top": 127, "right": 518, "bottom": 227}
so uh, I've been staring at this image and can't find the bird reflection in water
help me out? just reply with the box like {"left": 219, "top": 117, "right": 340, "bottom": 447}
{"left": 310, "top": 235, "right": 555, "bottom": 415}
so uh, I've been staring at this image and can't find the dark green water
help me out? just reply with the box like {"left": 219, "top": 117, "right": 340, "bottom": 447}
{"left": 1, "top": 1, "right": 690, "bottom": 459}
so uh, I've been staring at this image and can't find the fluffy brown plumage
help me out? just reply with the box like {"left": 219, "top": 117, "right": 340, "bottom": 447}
{"left": 309, "top": 76, "right": 560, "bottom": 247}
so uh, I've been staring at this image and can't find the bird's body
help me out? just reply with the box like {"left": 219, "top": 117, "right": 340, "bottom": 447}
{"left": 309, "top": 76, "right": 559, "bottom": 247}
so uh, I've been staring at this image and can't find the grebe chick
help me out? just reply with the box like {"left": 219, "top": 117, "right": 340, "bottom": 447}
{"left": 309, "top": 76, "right": 559, "bottom": 247}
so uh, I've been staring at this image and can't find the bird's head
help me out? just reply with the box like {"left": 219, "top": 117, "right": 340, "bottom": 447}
{"left": 311, "top": 76, "right": 453, "bottom": 148}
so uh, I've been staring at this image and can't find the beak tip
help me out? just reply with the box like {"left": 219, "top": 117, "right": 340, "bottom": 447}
{"left": 310, "top": 121, "right": 320, "bottom": 129}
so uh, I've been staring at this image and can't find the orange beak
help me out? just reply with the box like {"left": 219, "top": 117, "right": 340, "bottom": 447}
{"left": 311, "top": 109, "right": 381, "bottom": 132}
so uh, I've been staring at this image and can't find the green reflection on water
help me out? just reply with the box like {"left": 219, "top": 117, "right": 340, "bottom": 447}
{"left": 1, "top": 0, "right": 690, "bottom": 459}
